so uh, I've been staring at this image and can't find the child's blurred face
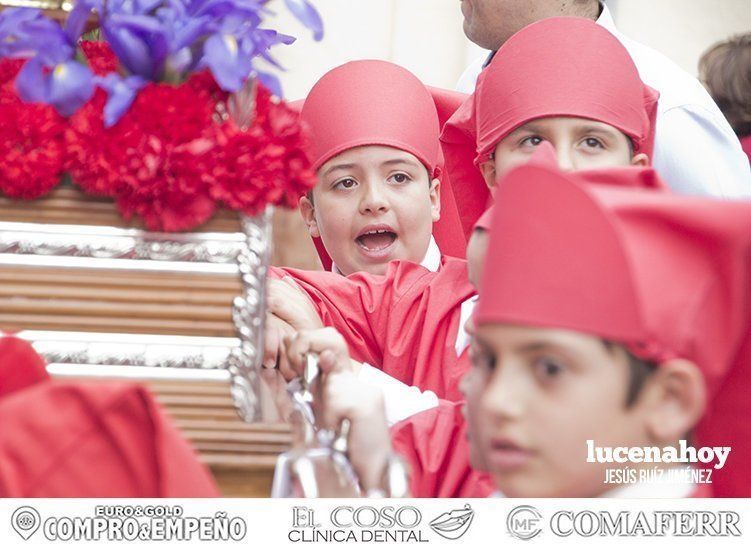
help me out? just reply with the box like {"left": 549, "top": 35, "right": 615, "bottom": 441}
{"left": 480, "top": 117, "right": 649, "bottom": 187}
{"left": 465, "top": 324, "right": 653, "bottom": 497}
{"left": 466, "top": 228, "right": 489, "bottom": 289}
{"left": 300, "top": 145, "right": 440, "bottom": 276}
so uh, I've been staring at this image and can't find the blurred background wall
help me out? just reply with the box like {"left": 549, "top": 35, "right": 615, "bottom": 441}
{"left": 267, "top": 0, "right": 751, "bottom": 99}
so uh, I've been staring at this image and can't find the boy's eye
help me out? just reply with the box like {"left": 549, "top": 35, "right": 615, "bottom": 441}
{"left": 469, "top": 346, "right": 496, "bottom": 371}
{"left": 334, "top": 178, "right": 357, "bottom": 190}
{"left": 533, "top": 355, "right": 565, "bottom": 381}
{"left": 389, "top": 173, "right": 411, "bottom": 184}
{"left": 581, "top": 137, "right": 605, "bottom": 150}
{"left": 519, "top": 136, "right": 543, "bottom": 148}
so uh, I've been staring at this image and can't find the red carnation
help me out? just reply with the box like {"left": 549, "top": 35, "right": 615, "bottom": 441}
{"left": 0, "top": 90, "right": 66, "bottom": 199}
{"left": 64, "top": 90, "right": 128, "bottom": 196}
{"left": 80, "top": 40, "right": 119, "bottom": 76}
{"left": 208, "top": 84, "right": 316, "bottom": 215}
{"left": 0, "top": 58, "right": 65, "bottom": 199}
{"left": 0, "top": 58, "right": 24, "bottom": 88}
{"left": 113, "top": 82, "right": 218, "bottom": 230}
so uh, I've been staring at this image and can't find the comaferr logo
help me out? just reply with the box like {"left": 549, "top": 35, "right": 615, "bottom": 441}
{"left": 550, "top": 510, "right": 742, "bottom": 537}
{"left": 428, "top": 504, "right": 475, "bottom": 540}
{"left": 505, "top": 506, "right": 743, "bottom": 539}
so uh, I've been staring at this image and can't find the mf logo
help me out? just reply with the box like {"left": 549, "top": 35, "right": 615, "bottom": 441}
{"left": 506, "top": 505, "right": 543, "bottom": 541}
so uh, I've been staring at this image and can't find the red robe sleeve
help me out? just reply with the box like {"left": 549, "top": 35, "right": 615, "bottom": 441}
{"left": 272, "top": 258, "right": 476, "bottom": 400}
{"left": 0, "top": 381, "right": 219, "bottom": 497}
{"left": 0, "top": 335, "right": 50, "bottom": 398}
{"left": 390, "top": 401, "right": 495, "bottom": 498}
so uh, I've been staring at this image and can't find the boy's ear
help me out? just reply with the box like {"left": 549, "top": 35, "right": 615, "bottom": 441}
{"left": 479, "top": 161, "right": 497, "bottom": 189}
{"left": 299, "top": 195, "right": 321, "bottom": 238}
{"left": 430, "top": 178, "right": 441, "bottom": 222}
{"left": 630, "top": 153, "right": 650, "bottom": 167}
{"left": 640, "top": 359, "right": 707, "bottom": 443}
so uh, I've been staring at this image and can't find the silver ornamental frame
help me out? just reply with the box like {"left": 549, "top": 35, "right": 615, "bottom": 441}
{"left": 1, "top": 208, "right": 273, "bottom": 423}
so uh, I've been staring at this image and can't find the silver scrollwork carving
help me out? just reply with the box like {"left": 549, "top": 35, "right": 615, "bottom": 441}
{"left": 0, "top": 222, "right": 245, "bottom": 264}
{"left": 229, "top": 206, "right": 273, "bottom": 423}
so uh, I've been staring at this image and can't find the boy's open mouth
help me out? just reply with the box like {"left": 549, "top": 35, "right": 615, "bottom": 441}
{"left": 355, "top": 226, "right": 398, "bottom": 253}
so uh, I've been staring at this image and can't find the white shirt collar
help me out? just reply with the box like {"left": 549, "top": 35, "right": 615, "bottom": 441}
{"left": 455, "top": 295, "right": 478, "bottom": 356}
{"left": 596, "top": 3, "right": 619, "bottom": 36}
{"left": 331, "top": 235, "right": 441, "bottom": 276}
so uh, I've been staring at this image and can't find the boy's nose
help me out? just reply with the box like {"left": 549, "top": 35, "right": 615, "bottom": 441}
{"left": 555, "top": 148, "right": 576, "bottom": 171}
{"left": 359, "top": 182, "right": 390, "bottom": 214}
{"left": 480, "top": 367, "right": 527, "bottom": 421}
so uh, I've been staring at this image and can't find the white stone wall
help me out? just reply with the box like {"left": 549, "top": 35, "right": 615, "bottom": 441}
{"left": 264, "top": 0, "right": 483, "bottom": 100}
{"left": 608, "top": 0, "right": 751, "bottom": 77}
{"left": 265, "top": 0, "right": 751, "bottom": 99}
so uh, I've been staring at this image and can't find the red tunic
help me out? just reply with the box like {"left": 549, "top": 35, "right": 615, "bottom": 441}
{"left": 390, "top": 401, "right": 494, "bottom": 498}
{"left": 0, "top": 337, "right": 218, "bottom": 497}
{"left": 273, "top": 258, "right": 476, "bottom": 400}
{"left": 0, "top": 381, "right": 219, "bottom": 497}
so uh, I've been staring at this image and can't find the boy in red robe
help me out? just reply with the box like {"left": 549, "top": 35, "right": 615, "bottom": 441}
{"left": 287, "top": 160, "right": 751, "bottom": 498}
{"left": 441, "top": 16, "right": 658, "bottom": 237}
{"left": 295, "top": 60, "right": 471, "bottom": 275}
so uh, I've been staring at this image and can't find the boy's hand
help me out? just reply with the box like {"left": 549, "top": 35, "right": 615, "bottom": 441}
{"left": 282, "top": 326, "right": 359, "bottom": 378}
{"left": 267, "top": 277, "right": 323, "bottom": 331}
{"left": 284, "top": 328, "right": 392, "bottom": 492}
{"left": 263, "top": 313, "right": 298, "bottom": 381}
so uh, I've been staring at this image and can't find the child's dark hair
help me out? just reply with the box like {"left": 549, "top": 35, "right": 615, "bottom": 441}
{"left": 603, "top": 340, "right": 658, "bottom": 407}
{"left": 700, "top": 33, "right": 751, "bottom": 137}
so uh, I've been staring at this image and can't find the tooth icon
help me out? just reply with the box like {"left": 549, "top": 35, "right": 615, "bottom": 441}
{"left": 11, "top": 507, "right": 41, "bottom": 541}
{"left": 429, "top": 504, "right": 475, "bottom": 540}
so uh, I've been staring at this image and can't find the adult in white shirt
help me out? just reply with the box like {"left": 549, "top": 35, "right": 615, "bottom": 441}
{"left": 456, "top": 0, "right": 751, "bottom": 198}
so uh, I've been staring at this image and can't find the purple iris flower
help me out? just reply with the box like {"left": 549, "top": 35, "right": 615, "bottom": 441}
{"left": 200, "top": 9, "right": 295, "bottom": 93}
{"left": 96, "top": 73, "right": 147, "bottom": 127}
{"left": 102, "top": 14, "right": 171, "bottom": 80}
{"left": 0, "top": 8, "right": 61, "bottom": 57}
{"left": 283, "top": 0, "right": 323, "bottom": 41}
{"left": 2, "top": 0, "right": 324, "bottom": 119}
{"left": 6, "top": 9, "right": 94, "bottom": 117}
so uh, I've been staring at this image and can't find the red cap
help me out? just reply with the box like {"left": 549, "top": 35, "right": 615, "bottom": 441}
{"left": 0, "top": 335, "right": 49, "bottom": 398}
{"left": 299, "top": 60, "right": 469, "bottom": 269}
{"left": 0, "top": 381, "right": 219, "bottom": 497}
{"left": 442, "top": 17, "right": 659, "bottom": 237}
{"left": 477, "top": 162, "right": 751, "bottom": 497}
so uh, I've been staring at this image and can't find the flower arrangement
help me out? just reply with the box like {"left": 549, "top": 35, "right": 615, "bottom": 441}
{"left": 0, "top": 0, "right": 321, "bottom": 231}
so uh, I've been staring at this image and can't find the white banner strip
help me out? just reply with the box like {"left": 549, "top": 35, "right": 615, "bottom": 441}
{"left": 0, "top": 498, "right": 748, "bottom": 544}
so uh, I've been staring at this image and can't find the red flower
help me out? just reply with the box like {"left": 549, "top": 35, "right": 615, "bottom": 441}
{"left": 114, "top": 133, "right": 217, "bottom": 232}
{"left": 0, "top": 58, "right": 23, "bottom": 88}
{"left": 80, "top": 40, "right": 119, "bottom": 76}
{"left": 0, "top": 65, "right": 65, "bottom": 200}
{"left": 63, "top": 75, "right": 316, "bottom": 232}
{"left": 64, "top": 90, "right": 127, "bottom": 196}
{"left": 114, "top": 81, "right": 219, "bottom": 230}
{"left": 208, "top": 84, "right": 317, "bottom": 215}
